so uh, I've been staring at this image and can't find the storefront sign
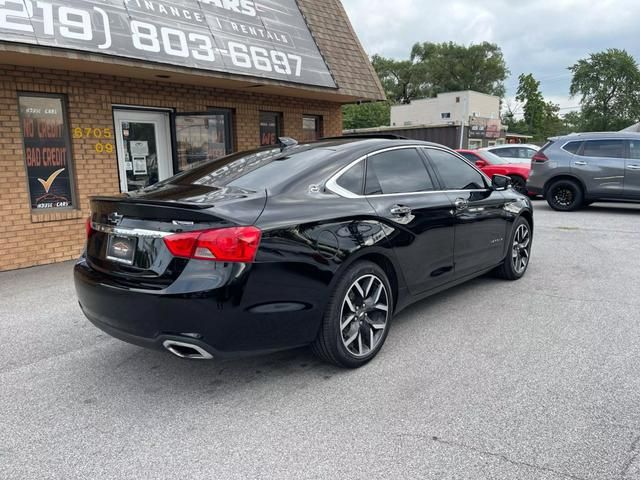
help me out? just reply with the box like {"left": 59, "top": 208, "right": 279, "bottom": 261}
{"left": 468, "top": 117, "right": 487, "bottom": 139}
{"left": 18, "top": 94, "right": 75, "bottom": 210}
{"left": 0, "top": 0, "right": 336, "bottom": 88}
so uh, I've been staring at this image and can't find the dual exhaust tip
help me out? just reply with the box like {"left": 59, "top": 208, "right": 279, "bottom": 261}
{"left": 162, "top": 340, "right": 213, "bottom": 360}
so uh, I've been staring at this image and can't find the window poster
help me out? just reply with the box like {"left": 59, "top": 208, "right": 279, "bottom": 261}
{"left": 19, "top": 94, "right": 75, "bottom": 210}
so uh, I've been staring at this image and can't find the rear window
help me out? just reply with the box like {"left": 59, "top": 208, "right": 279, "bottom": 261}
{"left": 168, "top": 146, "right": 333, "bottom": 190}
{"left": 458, "top": 152, "right": 479, "bottom": 163}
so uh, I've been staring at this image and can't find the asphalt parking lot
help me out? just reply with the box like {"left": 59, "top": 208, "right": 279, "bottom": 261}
{"left": 1, "top": 201, "right": 639, "bottom": 480}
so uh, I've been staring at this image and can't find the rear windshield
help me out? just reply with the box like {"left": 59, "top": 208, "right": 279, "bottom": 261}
{"left": 480, "top": 150, "right": 510, "bottom": 165}
{"left": 165, "top": 146, "right": 334, "bottom": 190}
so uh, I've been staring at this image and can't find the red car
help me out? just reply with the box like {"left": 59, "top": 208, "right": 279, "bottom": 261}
{"left": 456, "top": 149, "right": 531, "bottom": 195}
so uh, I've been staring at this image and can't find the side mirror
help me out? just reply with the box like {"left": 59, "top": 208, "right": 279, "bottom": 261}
{"left": 492, "top": 174, "right": 512, "bottom": 191}
{"left": 475, "top": 160, "right": 488, "bottom": 168}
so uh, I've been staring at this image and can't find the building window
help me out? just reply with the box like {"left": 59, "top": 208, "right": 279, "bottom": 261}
{"left": 175, "top": 110, "right": 233, "bottom": 172}
{"left": 303, "top": 115, "right": 323, "bottom": 142}
{"left": 441, "top": 112, "right": 451, "bottom": 119}
{"left": 260, "top": 111, "right": 282, "bottom": 146}
{"left": 18, "top": 93, "right": 76, "bottom": 211}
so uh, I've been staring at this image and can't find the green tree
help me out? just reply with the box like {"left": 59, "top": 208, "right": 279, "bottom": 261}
{"left": 569, "top": 49, "right": 640, "bottom": 131}
{"left": 411, "top": 41, "right": 509, "bottom": 98}
{"left": 562, "top": 111, "right": 585, "bottom": 132}
{"left": 515, "top": 73, "right": 546, "bottom": 134}
{"left": 371, "top": 55, "right": 430, "bottom": 104}
{"left": 342, "top": 102, "right": 391, "bottom": 130}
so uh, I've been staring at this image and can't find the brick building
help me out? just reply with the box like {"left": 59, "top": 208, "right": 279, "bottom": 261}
{"left": 0, "top": 0, "right": 384, "bottom": 271}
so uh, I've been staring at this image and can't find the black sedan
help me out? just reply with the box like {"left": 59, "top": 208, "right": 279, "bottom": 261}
{"left": 74, "top": 136, "right": 533, "bottom": 368}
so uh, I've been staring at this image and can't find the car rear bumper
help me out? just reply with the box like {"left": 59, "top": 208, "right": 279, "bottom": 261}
{"left": 74, "top": 257, "right": 328, "bottom": 358}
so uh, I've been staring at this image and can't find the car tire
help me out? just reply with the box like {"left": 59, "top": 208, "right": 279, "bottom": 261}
{"left": 494, "top": 216, "right": 532, "bottom": 281}
{"left": 509, "top": 175, "right": 528, "bottom": 196}
{"left": 546, "top": 179, "right": 583, "bottom": 211}
{"left": 312, "top": 261, "right": 393, "bottom": 368}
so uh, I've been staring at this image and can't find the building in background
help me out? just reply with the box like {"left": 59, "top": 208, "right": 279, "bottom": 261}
{"left": 0, "top": 0, "right": 384, "bottom": 271}
{"left": 354, "top": 91, "right": 507, "bottom": 149}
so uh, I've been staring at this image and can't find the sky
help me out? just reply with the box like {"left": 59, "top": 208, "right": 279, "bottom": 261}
{"left": 341, "top": 0, "right": 640, "bottom": 116}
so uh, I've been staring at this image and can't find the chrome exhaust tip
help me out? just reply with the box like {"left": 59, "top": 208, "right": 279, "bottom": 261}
{"left": 162, "top": 340, "right": 213, "bottom": 360}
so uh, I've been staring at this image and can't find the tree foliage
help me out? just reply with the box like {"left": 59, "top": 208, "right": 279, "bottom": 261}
{"left": 569, "top": 49, "right": 640, "bottom": 131}
{"left": 411, "top": 41, "right": 509, "bottom": 98}
{"left": 369, "top": 42, "right": 509, "bottom": 106}
{"left": 342, "top": 102, "right": 390, "bottom": 130}
{"left": 502, "top": 74, "right": 570, "bottom": 141}
{"left": 370, "top": 55, "right": 429, "bottom": 104}
{"left": 516, "top": 74, "right": 546, "bottom": 133}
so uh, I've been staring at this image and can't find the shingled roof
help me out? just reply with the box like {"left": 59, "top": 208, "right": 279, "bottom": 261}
{"left": 297, "top": 0, "right": 386, "bottom": 102}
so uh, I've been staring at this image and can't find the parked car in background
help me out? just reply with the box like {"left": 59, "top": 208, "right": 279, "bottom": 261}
{"left": 482, "top": 144, "right": 540, "bottom": 164}
{"left": 74, "top": 136, "right": 534, "bottom": 368}
{"left": 456, "top": 149, "right": 531, "bottom": 195}
{"left": 527, "top": 132, "right": 640, "bottom": 211}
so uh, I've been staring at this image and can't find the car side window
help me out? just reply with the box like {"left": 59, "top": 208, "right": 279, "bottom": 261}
{"left": 336, "top": 160, "right": 364, "bottom": 195}
{"left": 493, "top": 147, "right": 513, "bottom": 158}
{"left": 629, "top": 141, "right": 640, "bottom": 160}
{"left": 521, "top": 148, "right": 537, "bottom": 158}
{"left": 581, "top": 140, "right": 625, "bottom": 159}
{"left": 563, "top": 141, "right": 582, "bottom": 154}
{"left": 365, "top": 148, "right": 434, "bottom": 195}
{"left": 425, "top": 148, "right": 487, "bottom": 190}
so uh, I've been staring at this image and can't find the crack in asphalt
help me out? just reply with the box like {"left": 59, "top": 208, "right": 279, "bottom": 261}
{"left": 400, "top": 433, "right": 588, "bottom": 480}
{"left": 619, "top": 434, "right": 640, "bottom": 479}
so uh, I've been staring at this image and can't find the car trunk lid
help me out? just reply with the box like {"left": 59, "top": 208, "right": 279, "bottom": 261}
{"left": 86, "top": 184, "right": 266, "bottom": 287}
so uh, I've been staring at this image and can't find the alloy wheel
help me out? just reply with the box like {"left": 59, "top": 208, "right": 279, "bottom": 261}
{"left": 552, "top": 186, "right": 575, "bottom": 208}
{"left": 340, "top": 274, "right": 389, "bottom": 357}
{"left": 512, "top": 224, "right": 531, "bottom": 274}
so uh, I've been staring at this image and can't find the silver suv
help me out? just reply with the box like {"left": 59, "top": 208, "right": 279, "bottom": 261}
{"left": 527, "top": 132, "right": 640, "bottom": 211}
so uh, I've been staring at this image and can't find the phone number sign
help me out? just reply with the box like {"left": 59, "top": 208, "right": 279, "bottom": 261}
{"left": 0, "top": 0, "right": 337, "bottom": 88}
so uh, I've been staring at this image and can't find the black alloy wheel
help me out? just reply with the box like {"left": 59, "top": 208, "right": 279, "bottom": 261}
{"left": 546, "top": 179, "right": 583, "bottom": 211}
{"left": 494, "top": 216, "right": 532, "bottom": 280}
{"left": 312, "top": 261, "right": 393, "bottom": 368}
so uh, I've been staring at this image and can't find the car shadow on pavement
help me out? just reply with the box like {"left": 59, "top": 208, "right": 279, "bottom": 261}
{"left": 581, "top": 204, "right": 640, "bottom": 215}
{"left": 81, "top": 275, "right": 495, "bottom": 401}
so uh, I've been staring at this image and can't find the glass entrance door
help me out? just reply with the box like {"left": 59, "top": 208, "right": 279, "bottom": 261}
{"left": 113, "top": 110, "right": 172, "bottom": 192}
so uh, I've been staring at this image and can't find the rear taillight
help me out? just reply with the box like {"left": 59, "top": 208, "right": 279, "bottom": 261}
{"left": 163, "top": 226, "right": 262, "bottom": 263}
{"left": 532, "top": 151, "right": 549, "bottom": 163}
{"left": 85, "top": 217, "right": 93, "bottom": 238}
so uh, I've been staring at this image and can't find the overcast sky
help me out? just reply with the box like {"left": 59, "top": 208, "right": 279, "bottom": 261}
{"left": 342, "top": 0, "right": 640, "bottom": 115}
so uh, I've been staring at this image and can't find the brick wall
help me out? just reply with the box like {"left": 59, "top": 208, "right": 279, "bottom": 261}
{"left": 0, "top": 65, "right": 343, "bottom": 271}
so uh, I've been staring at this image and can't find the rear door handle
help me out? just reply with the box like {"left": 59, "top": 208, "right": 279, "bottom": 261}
{"left": 390, "top": 205, "right": 412, "bottom": 217}
{"left": 628, "top": 165, "right": 640, "bottom": 170}
{"left": 574, "top": 161, "right": 587, "bottom": 166}
{"left": 454, "top": 198, "right": 468, "bottom": 211}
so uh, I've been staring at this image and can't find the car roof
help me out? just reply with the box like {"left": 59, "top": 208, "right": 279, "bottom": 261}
{"left": 550, "top": 131, "right": 640, "bottom": 142}
{"left": 483, "top": 143, "right": 539, "bottom": 150}
{"left": 309, "top": 136, "right": 448, "bottom": 152}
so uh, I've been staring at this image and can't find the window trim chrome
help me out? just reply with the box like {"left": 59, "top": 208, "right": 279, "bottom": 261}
{"left": 325, "top": 144, "right": 491, "bottom": 199}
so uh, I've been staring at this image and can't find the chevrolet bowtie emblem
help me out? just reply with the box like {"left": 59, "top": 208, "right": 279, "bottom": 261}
{"left": 107, "top": 212, "right": 123, "bottom": 225}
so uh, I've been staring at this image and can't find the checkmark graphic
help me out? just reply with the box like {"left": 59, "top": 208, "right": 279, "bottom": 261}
{"left": 37, "top": 168, "right": 66, "bottom": 193}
